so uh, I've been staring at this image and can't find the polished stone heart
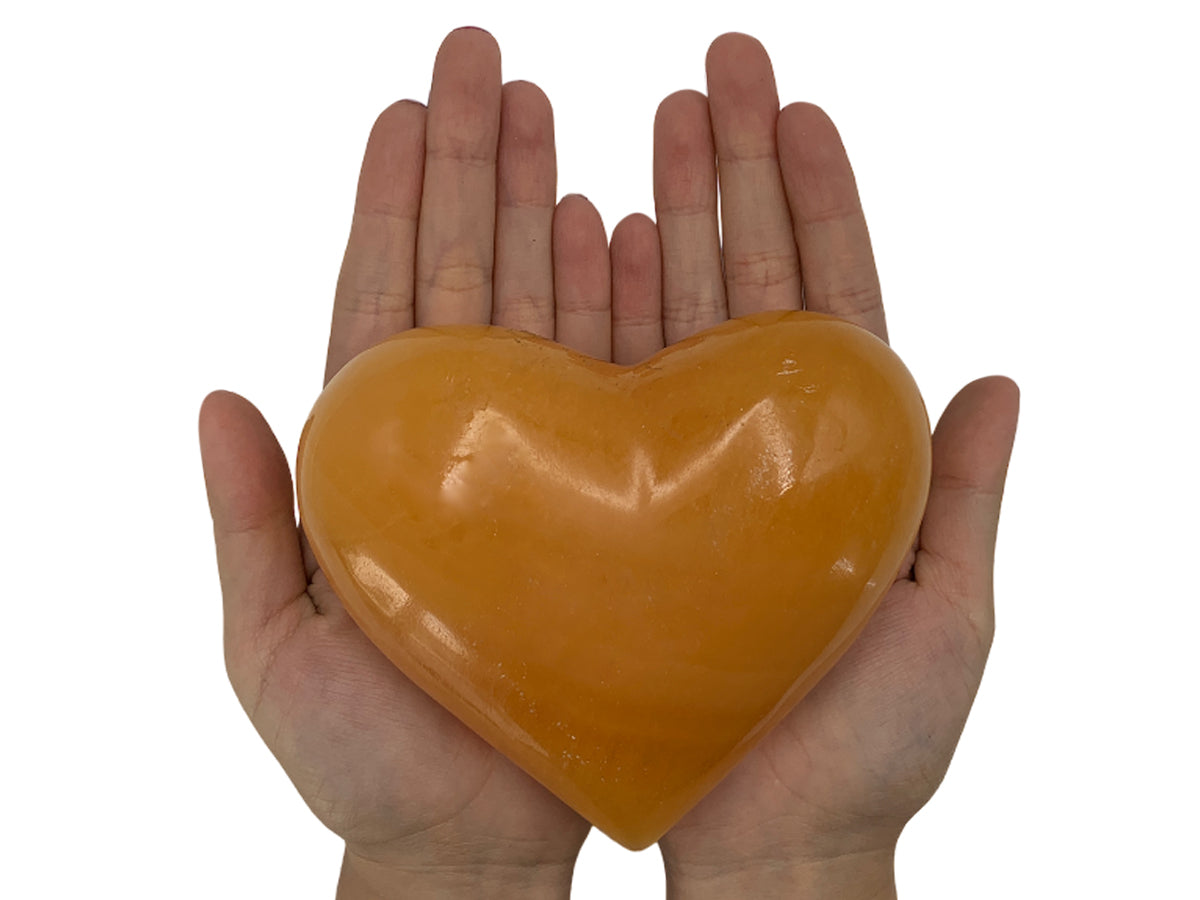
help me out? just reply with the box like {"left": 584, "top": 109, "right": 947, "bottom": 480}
{"left": 296, "top": 310, "right": 930, "bottom": 849}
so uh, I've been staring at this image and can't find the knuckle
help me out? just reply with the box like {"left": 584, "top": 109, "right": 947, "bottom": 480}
{"left": 343, "top": 288, "right": 412, "bottom": 317}
{"left": 426, "top": 259, "right": 491, "bottom": 297}
{"left": 353, "top": 203, "right": 417, "bottom": 227}
{"left": 425, "top": 141, "right": 495, "bottom": 167}
{"left": 801, "top": 200, "right": 862, "bottom": 226}
{"left": 495, "top": 292, "right": 552, "bottom": 323}
{"left": 825, "top": 278, "right": 882, "bottom": 318}
{"left": 724, "top": 248, "right": 801, "bottom": 290}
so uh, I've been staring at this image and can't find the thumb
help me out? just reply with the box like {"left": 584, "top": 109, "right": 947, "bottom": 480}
{"left": 913, "top": 376, "right": 1020, "bottom": 635}
{"left": 198, "top": 390, "right": 308, "bottom": 706}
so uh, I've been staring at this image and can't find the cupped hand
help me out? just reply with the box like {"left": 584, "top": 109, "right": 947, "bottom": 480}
{"left": 197, "top": 27, "right": 660, "bottom": 897}
{"left": 609, "top": 34, "right": 1021, "bottom": 896}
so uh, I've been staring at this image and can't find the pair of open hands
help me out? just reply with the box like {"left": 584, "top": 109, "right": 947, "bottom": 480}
{"left": 199, "top": 27, "right": 1018, "bottom": 899}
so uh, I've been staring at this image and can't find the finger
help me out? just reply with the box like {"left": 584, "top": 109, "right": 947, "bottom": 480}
{"left": 198, "top": 391, "right": 312, "bottom": 707}
{"left": 415, "top": 27, "right": 502, "bottom": 326}
{"left": 706, "top": 33, "right": 802, "bottom": 317}
{"left": 653, "top": 90, "right": 726, "bottom": 344}
{"left": 778, "top": 102, "right": 888, "bottom": 341}
{"left": 914, "top": 376, "right": 1021, "bottom": 638}
{"left": 324, "top": 100, "right": 426, "bottom": 384}
{"left": 553, "top": 194, "right": 611, "bottom": 360}
{"left": 493, "top": 80, "right": 557, "bottom": 338}
{"left": 611, "top": 212, "right": 664, "bottom": 365}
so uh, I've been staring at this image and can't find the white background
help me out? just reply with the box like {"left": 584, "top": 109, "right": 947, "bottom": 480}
{"left": 2, "top": 0, "right": 1196, "bottom": 896}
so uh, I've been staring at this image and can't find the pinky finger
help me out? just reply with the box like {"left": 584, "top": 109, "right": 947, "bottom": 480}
{"left": 611, "top": 213, "right": 664, "bottom": 365}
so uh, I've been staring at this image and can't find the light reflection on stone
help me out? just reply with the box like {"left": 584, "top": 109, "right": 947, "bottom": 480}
{"left": 440, "top": 398, "right": 801, "bottom": 512}
{"left": 349, "top": 549, "right": 467, "bottom": 660}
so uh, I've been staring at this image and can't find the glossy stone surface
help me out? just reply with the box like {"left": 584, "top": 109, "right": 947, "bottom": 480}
{"left": 296, "top": 310, "right": 931, "bottom": 850}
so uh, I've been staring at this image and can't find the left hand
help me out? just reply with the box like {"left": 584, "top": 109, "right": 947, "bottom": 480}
{"left": 635, "top": 33, "right": 1019, "bottom": 899}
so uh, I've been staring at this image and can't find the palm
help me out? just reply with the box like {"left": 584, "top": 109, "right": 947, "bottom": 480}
{"left": 660, "top": 574, "right": 991, "bottom": 864}
{"left": 237, "top": 557, "right": 587, "bottom": 858}
{"left": 761, "top": 579, "right": 985, "bottom": 827}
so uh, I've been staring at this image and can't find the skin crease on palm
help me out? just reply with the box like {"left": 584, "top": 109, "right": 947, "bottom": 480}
{"left": 198, "top": 25, "right": 1019, "bottom": 898}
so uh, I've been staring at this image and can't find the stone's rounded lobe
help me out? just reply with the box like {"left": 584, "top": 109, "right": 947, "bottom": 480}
{"left": 296, "top": 310, "right": 931, "bottom": 850}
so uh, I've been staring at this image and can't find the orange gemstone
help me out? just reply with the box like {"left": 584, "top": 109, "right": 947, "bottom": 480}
{"left": 297, "top": 310, "right": 931, "bottom": 849}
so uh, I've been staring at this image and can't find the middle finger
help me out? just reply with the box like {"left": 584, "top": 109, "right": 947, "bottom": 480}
{"left": 706, "top": 33, "right": 802, "bottom": 317}
{"left": 415, "top": 27, "right": 502, "bottom": 326}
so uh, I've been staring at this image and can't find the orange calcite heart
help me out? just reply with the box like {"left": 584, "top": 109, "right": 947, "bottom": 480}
{"left": 297, "top": 310, "right": 931, "bottom": 849}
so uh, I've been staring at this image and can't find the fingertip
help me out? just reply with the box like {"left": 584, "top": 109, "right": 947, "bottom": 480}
{"left": 370, "top": 99, "right": 428, "bottom": 139}
{"left": 777, "top": 102, "right": 853, "bottom": 172}
{"left": 554, "top": 195, "right": 610, "bottom": 285}
{"left": 612, "top": 212, "right": 657, "bottom": 241}
{"left": 940, "top": 376, "right": 1021, "bottom": 449}
{"left": 199, "top": 389, "right": 225, "bottom": 423}
{"left": 778, "top": 102, "right": 839, "bottom": 144}
{"left": 356, "top": 101, "right": 425, "bottom": 218}
{"left": 655, "top": 89, "right": 707, "bottom": 124}
{"left": 198, "top": 390, "right": 292, "bottom": 532}
{"left": 984, "top": 374, "right": 1021, "bottom": 408}
{"left": 654, "top": 91, "right": 714, "bottom": 181}
{"left": 556, "top": 193, "right": 606, "bottom": 236}
{"left": 499, "top": 80, "right": 555, "bottom": 154}
{"left": 611, "top": 212, "right": 661, "bottom": 292}
{"left": 453, "top": 24, "right": 496, "bottom": 40}
{"left": 199, "top": 389, "right": 268, "bottom": 448}
{"left": 199, "top": 389, "right": 244, "bottom": 447}
{"left": 440, "top": 25, "right": 501, "bottom": 65}
{"left": 200, "top": 387, "right": 246, "bottom": 412}
{"left": 780, "top": 100, "right": 831, "bottom": 122}
{"left": 502, "top": 79, "right": 551, "bottom": 109}
{"left": 963, "top": 373, "right": 1020, "bottom": 397}
{"left": 706, "top": 32, "right": 766, "bottom": 67}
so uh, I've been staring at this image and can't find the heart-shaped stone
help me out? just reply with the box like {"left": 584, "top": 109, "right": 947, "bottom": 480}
{"left": 297, "top": 310, "right": 930, "bottom": 849}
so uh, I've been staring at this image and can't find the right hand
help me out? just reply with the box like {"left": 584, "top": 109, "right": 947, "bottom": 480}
{"left": 197, "top": 26, "right": 664, "bottom": 897}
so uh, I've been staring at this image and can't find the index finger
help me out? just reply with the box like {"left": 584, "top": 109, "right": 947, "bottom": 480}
{"left": 778, "top": 101, "right": 888, "bottom": 342}
{"left": 324, "top": 100, "right": 427, "bottom": 385}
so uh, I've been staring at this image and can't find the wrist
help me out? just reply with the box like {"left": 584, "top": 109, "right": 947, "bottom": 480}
{"left": 663, "top": 845, "right": 897, "bottom": 900}
{"left": 337, "top": 846, "right": 576, "bottom": 900}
